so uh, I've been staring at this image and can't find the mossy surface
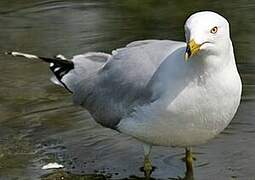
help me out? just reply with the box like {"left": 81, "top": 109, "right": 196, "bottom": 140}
{"left": 41, "top": 171, "right": 107, "bottom": 180}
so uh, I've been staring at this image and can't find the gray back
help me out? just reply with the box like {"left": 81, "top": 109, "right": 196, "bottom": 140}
{"left": 72, "top": 40, "right": 185, "bottom": 129}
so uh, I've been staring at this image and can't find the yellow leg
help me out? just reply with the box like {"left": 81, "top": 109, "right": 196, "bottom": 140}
{"left": 185, "top": 147, "right": 194, "bottom": 174}
{"left": 143, "top": 144, "right": 152, "bottom": 179}
{"left": 144, "top": 155, "right": 152, "bottom": 179}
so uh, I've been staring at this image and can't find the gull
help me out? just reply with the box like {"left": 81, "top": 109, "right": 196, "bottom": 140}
{"left": 6, "top": 11, "right": 242, "bottom": 178}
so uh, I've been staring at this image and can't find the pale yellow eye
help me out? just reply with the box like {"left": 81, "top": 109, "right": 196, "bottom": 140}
{"left": 210, "top": 26, "right": 218, "bottom": 34}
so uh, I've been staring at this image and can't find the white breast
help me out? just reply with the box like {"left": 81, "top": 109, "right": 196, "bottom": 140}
{"left": 118, "top": 62, "right": 242, "bottom": 147}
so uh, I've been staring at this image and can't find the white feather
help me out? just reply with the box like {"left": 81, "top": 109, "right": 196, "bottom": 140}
{"left": 11, "top": 52, "right": 38, "bottom": 59}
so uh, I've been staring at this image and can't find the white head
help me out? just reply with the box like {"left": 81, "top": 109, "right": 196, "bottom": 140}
{"left": 184, "top": 11, "right": 232, "bottom": 60}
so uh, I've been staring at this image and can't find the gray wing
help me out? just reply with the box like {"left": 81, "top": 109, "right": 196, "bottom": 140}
{"left": 69, "top": 40, "right": 185, "bottom": 129}
{"left": 60, "top": 52, "right": 111, "bottom": 92}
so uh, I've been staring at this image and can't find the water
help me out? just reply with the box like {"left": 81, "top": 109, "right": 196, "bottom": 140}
{"left": 0, "top": 0, "right": 254, "bottom": 179}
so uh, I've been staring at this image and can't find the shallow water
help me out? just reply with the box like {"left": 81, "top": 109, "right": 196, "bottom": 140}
{"left": 0, "top": 0, "right": 254, "bottom": 179}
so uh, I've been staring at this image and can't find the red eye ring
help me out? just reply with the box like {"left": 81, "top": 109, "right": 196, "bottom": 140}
{"left": 210, "top": 26, "right": 218, "bottom": 34}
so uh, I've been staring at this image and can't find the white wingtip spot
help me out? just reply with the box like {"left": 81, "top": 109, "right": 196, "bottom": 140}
{"left": 56, "top": 54, "right": 67, "bottom": 60}
{"left": 50, "top": 63, "right": 54, "bottom": 67}
{"left": 54, "top": 67, "right": 61, "bottom": 72}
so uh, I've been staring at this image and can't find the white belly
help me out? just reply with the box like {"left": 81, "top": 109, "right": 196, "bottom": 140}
{"left": 117, "top": 71, "right": 242, "bottom": 147}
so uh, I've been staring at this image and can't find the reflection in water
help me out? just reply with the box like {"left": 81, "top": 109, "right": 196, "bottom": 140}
{"left": 41, "top": 170, "right": 107, "bottom": 180}
{"left": 41, "top": 165, "right": 195, "bottom": 180}
{"left": 0, "top": 0, "right": 254, "bottom": 179}
{"left": 41, "top": 167, "right": 194, "bottom": 180}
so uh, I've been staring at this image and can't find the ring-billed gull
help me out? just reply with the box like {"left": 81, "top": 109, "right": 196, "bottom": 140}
{"left": 7, "top": 11, "right": 242, "bottom": 178}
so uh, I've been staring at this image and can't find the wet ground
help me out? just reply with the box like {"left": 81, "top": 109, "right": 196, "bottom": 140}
{"left": 0, "top": 0, "right": 254, "bottom": 180}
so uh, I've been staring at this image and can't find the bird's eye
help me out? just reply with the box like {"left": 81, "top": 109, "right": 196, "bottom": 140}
{"left": 210, "top": 26, "right": 218, "bottom": 34}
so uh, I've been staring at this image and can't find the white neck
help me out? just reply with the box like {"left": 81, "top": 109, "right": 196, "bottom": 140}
{"left": 191, "top": 39, "right": 235, "bottom": 74}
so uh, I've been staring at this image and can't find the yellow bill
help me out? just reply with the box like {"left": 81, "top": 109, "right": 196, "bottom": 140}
{"left": 185, "top": 39, "right": 202, "bottom": 61}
